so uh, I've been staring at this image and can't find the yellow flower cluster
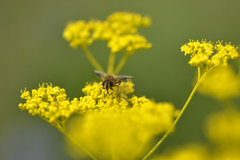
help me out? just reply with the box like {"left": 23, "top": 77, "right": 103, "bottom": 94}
{"left": 18, "top": 84, "right": 77, "bottom": 123}
{"left": 108, "top": 34, "right": 152, "bottom": 54}
{"left": 197, "top": 66, "right": 240, "bottom": 100}
{"left": 152, "top": 108, "right": 240, "bottom": 160}
{"left": 152, "top": 144, "right": 209, "bottom": 160}
{"left": 63, "top": 20, "right": 95, "bottom": 48}
{"left": 63, "top": 12, "right": 152, "bottom": 53}
{"left": 181, "top": 40, "right": 239, "bottom": 70}
{"left": 18, "top": 81, "right": 134, "bottom": 121}
{"left": 19, "top": 81, "right": 179, "bottom": 159}
{"left": 66, "top": 101, "right": 178, "bottom": 160}
{"left": 205, "top": 109, "right": 240, "bottom": 146}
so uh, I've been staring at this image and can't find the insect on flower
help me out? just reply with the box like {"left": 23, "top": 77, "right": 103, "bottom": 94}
{"left": 94, "top": 70, "right": 133, "bottom": 95}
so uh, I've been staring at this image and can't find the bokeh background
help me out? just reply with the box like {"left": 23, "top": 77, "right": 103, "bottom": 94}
{"left": 1, "top": 0, "right": 240, "bottom": 160}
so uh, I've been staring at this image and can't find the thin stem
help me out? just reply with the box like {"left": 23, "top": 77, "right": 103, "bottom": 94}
{"left": 198, "top": 67, "right": 201, "bottom": 81}
{"left": 107, "top": 52, "right": 116, "bottom": 74}
{"left": 113, "top": 55, "right": 129, "bottom": 75}
{"left": 81, "top": 45, "right": 105, "bottom": 72}
{"left": 142, "top": 71, "right": 208, "bottom": 160}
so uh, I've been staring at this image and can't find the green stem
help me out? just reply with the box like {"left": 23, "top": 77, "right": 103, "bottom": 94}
{"left": 107, "top": 52, "right": 116, "bottom": 74}
{"left": 81, "top": 45, "right": 105, "bottom": 72}
{"left": 198, "top": 67, "right": 201, "bottom": 81}
{"left": 142, "top": 70, "right": 208, "bottom": 160}
{"left": 113, "top": 55, "right": 129, "bottom": 75}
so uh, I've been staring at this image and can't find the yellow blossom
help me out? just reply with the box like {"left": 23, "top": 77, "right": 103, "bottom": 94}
{"left": 19, "top": 81, "right": 178, "bottom": 159}
{"left": 106, "top": 11, "right": 151, "bottom": 36}
{"left": 153, "top": 108, "right": 240, "bottom": 160}
{"left": 63, "top": 20, "right": 95, "bottom": 48}
{"left": 197, "top": 66, "right": 240, "bottom": 100}
{"left": 205, "top": 109, "right": 240, "bottom": 147}
{"left": 66, "top": 100, "right": 178, "bottom": 160}
{"left": 181, "top": 40, "right": 239, "bottom": 70}
{"left": 63, "top": 12, "right": 152, "bottom": 53}
{"left": 19, "top": 83, "right": 78, "bottom": 123}
{"left": 107, "top": 34, "right": 152, "bottom": 54}
{"left": 151, "top": 144, "right": 210, "bottom": 160}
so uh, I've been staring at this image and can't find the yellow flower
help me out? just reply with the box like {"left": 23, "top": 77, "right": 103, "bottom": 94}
{"left": 181, "top": 40, "right": 239, "bottom": 70}
{"left": 153, "top": 108, "right": 240, "bottom": 160}
{"left": 66, "top": 100, "right": 178, "bottom": 160}
{"left": 19, "top": 83, "right": 77, "bottom": 123}
{"left": 63, "top": 12, "right": 152, "bottom": 53}
{"left": 63, "top": 20, "right": 94, "bottom": 48}
{"left": 18, "top": 81, "right": 179, "bottom": 159}
{"left": 152, "top": 144, "right": 210, "bottom": 160}
{"left": 107, "top": 34, "right": 152, "bottom": 54}
{"left": 205, "top": 109, "right": 240, "bottom": 147}
{"left": 197, "top": 66, "right": 240, "bottom": 100}
{"left": 107, "top": 11, "right": 151, "bottom": 36}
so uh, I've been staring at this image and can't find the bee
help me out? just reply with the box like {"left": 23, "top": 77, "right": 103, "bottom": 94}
{"left": 94, "top": 70, "right": 133, "bottom": 94}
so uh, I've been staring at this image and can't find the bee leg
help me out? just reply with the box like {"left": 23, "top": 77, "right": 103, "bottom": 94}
{"left": 104, "top": 83, "right": 108, "bottom": 94}
{"left": 116, "top": 81, "right": 121, "bottom": 96}
{"left": 109, "top": 87, "right": 114, "bottom": 95}
{"left": 117, "top": 85, "right": 119, "bottom": 94}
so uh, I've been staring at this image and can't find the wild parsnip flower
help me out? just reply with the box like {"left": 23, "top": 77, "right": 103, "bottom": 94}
{"left": 107, "top": 34, "right": 152, "bottom": 54}
{"left": 19, "top": 81, "right": 178, "bottom": 159}
{"left": 63, "top": 12, "right": 152, "bottom": 53}
{"left": 181, "top": 40, "right": 239, "bottom": 70}
{"left": 63, "top": 20, "right": 95, "bottom": 48}
{"left": 18, "top": 81, "right": 136, "bottom": 121}
{"left": 205, "top": 109, "right": 240, "bottom": 146}
{"left": 18, "top": 83, "right": 78, "bottom": 123}
{"left": 154, "top": 108, "right": 240, "bottom": 160}
{"left": 107, "top": 12, "right": 151, "bottom": 33}
{"left": 152, "top": 144, "right": 210, "bottom": 160}
{"left": 66, "top": 99, "right": 178, "bottom": 160}
{"left": 197, "top": 66, "right": 240, "bottom": 100}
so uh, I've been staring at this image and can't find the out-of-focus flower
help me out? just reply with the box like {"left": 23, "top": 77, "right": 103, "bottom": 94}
{"left": 63, "top": 12, "right": 152, "bottom": 54}
{"left": 66, "top": 100, "right": 178, "bottom": 160}
{"left": 205, "top": 109, "right": 240, "bottom": 147}
{"left": 151, "top": 144, "right": 210, "bottom": 160}
{"left": 153, "top": 108, "right": 240, "bottom": 160}
{"left": 197, "top": 66, "right": 240, "bottom": 100}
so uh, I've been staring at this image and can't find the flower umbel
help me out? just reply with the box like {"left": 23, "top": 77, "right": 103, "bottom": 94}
{"left": 63, "top": 12, "right": 152, "bottom": 74}
{"left": 66, "top": 91, "right": 178, "bottom": 159}
{"left": 197, "top": 66, "right": 240, "bottom": 100}
{"left": 181, "top": 40, "right": 239, "bottom": 70}
{"left": 19, "top": 83, "right": 71, "bottom": 123}
{"left": 19, "top": 81, "right": 179, "bottom": 160}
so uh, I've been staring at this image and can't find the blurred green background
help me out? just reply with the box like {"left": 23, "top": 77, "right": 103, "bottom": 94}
{"left": 1, "top": 0, "right": 240, "bottom": 159}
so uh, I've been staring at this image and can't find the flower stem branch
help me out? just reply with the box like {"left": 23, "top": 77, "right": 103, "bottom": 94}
{"left": 81, "top": 45, "right": 105, "bottom": 72}
{"left": 142, "top": 70, "right": 208, "bottom": 160}
{"left": 107, "top": 52, "right": 116, "bottom": 74}
{"left": 114, "top": 55, "right": 129, "bottom": 75}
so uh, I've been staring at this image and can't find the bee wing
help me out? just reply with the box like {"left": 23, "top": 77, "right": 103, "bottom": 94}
{"left": 116, "top": 75, "right": 133, "bottom": 81}
{"left": 94, "top": 70, "right": 107, "bottom": 78}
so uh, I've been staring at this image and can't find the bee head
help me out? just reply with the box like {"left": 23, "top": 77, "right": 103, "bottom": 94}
{"left": 102, "top": 80, "right": 114, "bottom": 89}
